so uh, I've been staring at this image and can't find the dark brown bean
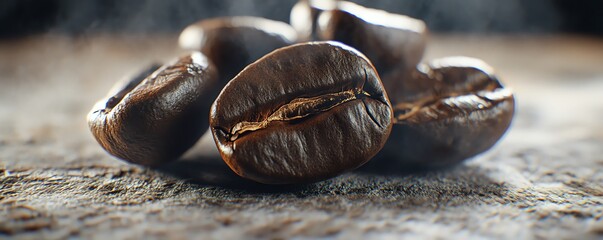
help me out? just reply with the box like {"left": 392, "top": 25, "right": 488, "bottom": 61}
{"left": 88, "top": 52, "right": 218, "bottom": 166}
{"left": 210, "top": 41, "right": 393, "bottom": 184}
{"left": 179, "top": 17, "right": 297, "bottom": 84}
{"left": 315, "top": 1, "right": 428, "bottom": 91}
{"left": 375, "top": 56, "right": 515, "bottom": 169}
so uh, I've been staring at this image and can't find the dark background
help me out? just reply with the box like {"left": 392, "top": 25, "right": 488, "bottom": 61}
{"left": 1, "top": 0, "right": 602, "bottom": 38}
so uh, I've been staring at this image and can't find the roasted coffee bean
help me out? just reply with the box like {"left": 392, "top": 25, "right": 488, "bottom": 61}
{"left": 88, "top": 52, "right": 218, "bottom": 166}
{"left": 179, "top": 17, "right": 297, "bottom": 84}
{"left": 376, "top": 56, "right": 515, "bottom": 169}
{"left": 316, "top": 1, "right": 427, "bottom": 88}
{"left": 210, "top": 41, "right": 393, "bottom": 184}
{"left": 290, "top": 0, "right": 338, "bottom": 41}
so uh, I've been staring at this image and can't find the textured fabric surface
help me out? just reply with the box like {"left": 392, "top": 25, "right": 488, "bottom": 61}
{"left": 1, "top": 35, "right": 602, "bottom": 239}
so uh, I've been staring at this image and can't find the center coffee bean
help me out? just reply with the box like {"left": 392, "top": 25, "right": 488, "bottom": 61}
{"left": 210, "top": 41, "right": 393, "bottom": 184}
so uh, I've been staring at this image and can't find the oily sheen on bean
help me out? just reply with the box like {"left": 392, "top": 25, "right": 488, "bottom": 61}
{"left": 88, "top": 52, "right": 218, "bottom": 166}
{"left": 290, "top": 0, "right": 338, "bottom": 41}
{"left": 377, "top": 56, "right": 515, "bottom": 169}
{"left": 179, "top": 16, "right": 298, "bottom": 84}
{"left": 316, "top": 1, "right": 428, "bottom": 80}
{"left": 210, "top": 41, "right": 393, "bottom": 184}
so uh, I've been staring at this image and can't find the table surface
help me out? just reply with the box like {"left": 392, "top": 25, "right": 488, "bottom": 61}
{"left": 1, "top": 34, "right": 602, "bottom": 239}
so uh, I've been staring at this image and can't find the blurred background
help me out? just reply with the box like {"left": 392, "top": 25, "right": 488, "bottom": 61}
{"left": 1, "top": 0, "right": 602, "bottom": 38}
{"left": 1, "top": 1, "right": 603, "bottom": 239}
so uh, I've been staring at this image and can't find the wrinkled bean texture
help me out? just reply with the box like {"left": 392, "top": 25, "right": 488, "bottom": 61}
{"left": 374, "top": 57, "right": 515, "bottom": 169}
{"left": 210, "top": 42, "right": 393, "bottom": 184}
{"left": 88, "top": 52, "right": 218, "bottom": 166}
{"left": 179, "top": 17, "right": 297, "bottom": 84}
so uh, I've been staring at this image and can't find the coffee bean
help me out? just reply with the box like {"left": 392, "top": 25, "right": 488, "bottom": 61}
{"left": 210, "top": 41, "right": 393, "bottom": 184}
{"left": 88, "top": 52, "right": 218, "bottom": 166}
{"left": 290, "top": 0, "right": 338, "bottom": 41}
{"left": 315, "top": 1, "right": 428, "bottom": 91}
{"left": 179, "top": 17, "right": 298, "bottom": 84}
{"left": 376, "top": 56, "right": 515, "bottom": 169}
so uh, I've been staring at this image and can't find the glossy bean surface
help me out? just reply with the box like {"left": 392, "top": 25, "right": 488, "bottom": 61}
{"left": 210, "top": 42, "right": 393, "bottom": 184}
{"left": 377, "top": 57, "right": 515, "bottom": 169}
{"left": 88, "top": 53, "right": 218, "bottom": 166}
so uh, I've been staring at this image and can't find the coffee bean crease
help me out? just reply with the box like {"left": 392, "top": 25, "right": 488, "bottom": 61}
{"left": 227, "top": 88, "right": 372, "bottom": 141}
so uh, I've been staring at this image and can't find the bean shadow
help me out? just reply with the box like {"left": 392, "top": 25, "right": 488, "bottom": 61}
{"left": 356, "top": 154, "right": 452, "bottom": 177}
{"left": 155, "top": 133, "right": 506, "bottom": 200}
{"left": 155, "top": 150, "right": 508, "bottom": 207}
{"left": 155, "top": 154, "right": 314, "bottom": 193}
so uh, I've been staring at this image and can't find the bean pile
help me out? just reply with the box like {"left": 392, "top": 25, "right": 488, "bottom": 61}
{"left": 88, "top": 0, "right": 515, "bottom": 184}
